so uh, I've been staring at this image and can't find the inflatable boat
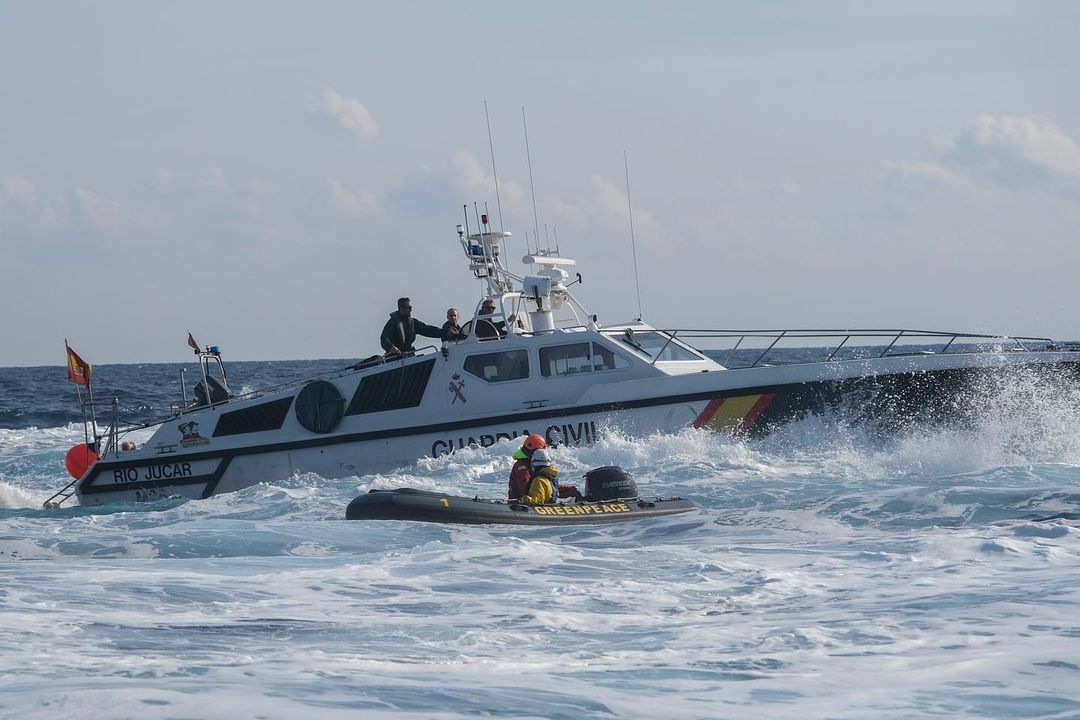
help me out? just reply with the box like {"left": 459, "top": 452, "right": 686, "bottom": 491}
{"left": 345, "top": 466, "right": 697, "bottom": 525}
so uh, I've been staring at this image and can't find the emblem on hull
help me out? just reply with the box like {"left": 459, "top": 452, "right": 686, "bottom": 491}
{"left": 449, "top": 373, "right": 467, "bottom": 405}
{"left": 178, "top": 421, "right": 210, "bottom": 447}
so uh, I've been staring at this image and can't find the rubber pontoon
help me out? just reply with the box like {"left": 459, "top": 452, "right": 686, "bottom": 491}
{"left": 345, "top": 488, "right": 697, "bottom": 525}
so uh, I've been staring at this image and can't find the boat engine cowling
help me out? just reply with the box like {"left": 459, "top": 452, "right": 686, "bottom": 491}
{"left": 584, "top": 466, "right": 638, "bottom": 501}
{"left": 194, "top": 376, "right": 230, "bottom": 406}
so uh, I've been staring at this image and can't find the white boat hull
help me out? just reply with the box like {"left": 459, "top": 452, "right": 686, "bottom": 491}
{"left": 73, "top": 348, "right": 1080, "bottom": 505}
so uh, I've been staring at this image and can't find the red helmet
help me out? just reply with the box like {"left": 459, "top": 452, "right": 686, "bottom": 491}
{"left": 522, "top": 433, "right": 547, "bottom": 452}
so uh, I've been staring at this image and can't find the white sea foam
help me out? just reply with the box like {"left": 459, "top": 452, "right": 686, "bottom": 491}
{"left": 0, "top": 480, "right": 44, "bottom": 509}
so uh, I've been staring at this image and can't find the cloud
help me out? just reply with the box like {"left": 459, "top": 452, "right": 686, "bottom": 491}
{"left": 194, "top": 166, "right": 233, "bottom": 195}
{"left": 1, "top": 174, "right": 145, "bottom": 239}
{"left": 0, "top": 174, "right": 36, "bottom": 206}
{"left": 196, "top": 167, "right": 273, "bottom": 224}
{"left": 546, "top": 174, "right": 659, "bottom": 237}
{"left": 387, "top": 150, "right": 526, "bottom": 220}
{"left": 884, "top": 160, "right": 969, "bottom": 193}
{"left": 450, "top": 150, "right": 525, "bottom": 209}
{"left": 327, "top": 179, "right": 382, "bottom": 218}
{"left": 73, "top": 186, "right": 130, "bottom": 233}
{"left": 934, "top": 114, "right": 1080, "bottom": 188}
{"left": 0, "top": 174, "right": 70, "bottom": 235}
{"left": 147, "top": 166, "right": 293, "bottom": 251}
{"left": 313, "top": 89, "right": 379, "bottom": 141}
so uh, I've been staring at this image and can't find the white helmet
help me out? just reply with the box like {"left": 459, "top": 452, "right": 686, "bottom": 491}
{"left": 530, "top": 448, "right": 551, "bottom": 467}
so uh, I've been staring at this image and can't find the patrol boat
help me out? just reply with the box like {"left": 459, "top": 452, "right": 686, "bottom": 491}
{"left": 47, "top": 215, "right": 1080, "bottom": 507}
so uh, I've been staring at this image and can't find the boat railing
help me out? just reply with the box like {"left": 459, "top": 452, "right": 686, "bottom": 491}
{"left": 212, "top": 345, "right": 444, "bottom": 407}
{"left": 651, "top": 328, "right": 1060, "bottom": 368}
{"left": 513, "top": 324, "right": 592, "bottom": 338}
{"left": 42, "top": 397, "right": 123, "bottom": 508}
{"left": 113, "top": 346, "right": 444, "bottom": 435}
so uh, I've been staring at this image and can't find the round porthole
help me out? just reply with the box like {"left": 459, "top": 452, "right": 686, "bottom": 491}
{"left": 294, "top": 380, "right": 345, "bottom": 434}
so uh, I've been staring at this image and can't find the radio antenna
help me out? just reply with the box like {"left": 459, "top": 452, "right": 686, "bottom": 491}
{"left": 486, "top": 99, "right": 505, "bottom": 231}
{"left": 522, "top": 106, "right": 541, "bottom": 252}
{"left": 624, "top": 150, "right": 643, "bottom": 321}
{"left": 483, "top": 100, "right": 505, "bottom": 238}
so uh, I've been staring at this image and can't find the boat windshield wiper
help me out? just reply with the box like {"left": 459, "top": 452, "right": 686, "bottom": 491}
{"left": 620, "top": 328, "right": 647, "bottom": 355}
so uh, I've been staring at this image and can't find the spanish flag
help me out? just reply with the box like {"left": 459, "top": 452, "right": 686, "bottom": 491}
{"left": 65, "top": 341, "right": 92, "bottom": 386}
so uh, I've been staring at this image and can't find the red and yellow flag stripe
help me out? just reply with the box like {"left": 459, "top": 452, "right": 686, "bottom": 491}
{"left": 65, "top": 343, "right": 92, "bottom": 386}
{"left": 693, "top": 393, "right": 775, "bottom": 433}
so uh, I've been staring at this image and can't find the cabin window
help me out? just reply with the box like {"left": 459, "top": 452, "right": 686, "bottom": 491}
{"left": 540, "top": 343, "right": 592, "bottom": 377}
{"left": 608, "top": 330, "right": 704, "bottom": 361}
{"left": 592, "top": 344, "right": 632, "bottom": 372}
{"left": 541, "top": 342, "right": 632, "bottom": 377}
{"left": 463, "top": 349, "right": 530, "bottom": 383}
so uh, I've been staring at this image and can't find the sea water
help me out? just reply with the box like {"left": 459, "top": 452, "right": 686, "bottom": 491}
{"left": 1, "top": 357, "right": 1079, "bottom": 719}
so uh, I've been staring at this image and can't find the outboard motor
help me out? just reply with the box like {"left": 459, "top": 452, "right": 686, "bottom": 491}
{"left": 194, "top": 376, "right": 230, "bottom": 406}
{"left": 584, "top": 466, "right": 638, "bottom": 501}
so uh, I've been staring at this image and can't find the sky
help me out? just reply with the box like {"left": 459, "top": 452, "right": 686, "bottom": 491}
{"left": 1, "top": 1, "right": 1079, "bottom": 367}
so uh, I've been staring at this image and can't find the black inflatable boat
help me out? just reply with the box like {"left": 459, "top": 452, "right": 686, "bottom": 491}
{"left": 345, "top": 466, "right": 697, "bottom": 525}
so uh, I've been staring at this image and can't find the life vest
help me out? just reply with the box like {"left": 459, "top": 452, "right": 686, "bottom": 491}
{"left": 531, "top": 466, "right": 560, "bottom": 501}
{"left": 392, "top": 313, "right": 417, "bottom": 349}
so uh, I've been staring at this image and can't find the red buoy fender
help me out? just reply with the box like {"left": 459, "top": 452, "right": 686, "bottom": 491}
{"left": 65, "top": 443, "right": 99, "bottom": 479}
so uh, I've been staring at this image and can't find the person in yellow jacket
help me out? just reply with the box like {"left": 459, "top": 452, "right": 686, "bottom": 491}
{"left": 519, "top": 448, "right": 560, "bottom": 505}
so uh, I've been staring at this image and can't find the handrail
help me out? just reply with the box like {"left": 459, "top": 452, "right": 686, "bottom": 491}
{"left": 879, "top": 330, "right": 904, "bottom": 358}
{"left": 42, "top": 477, "right": 79, "bottom": 509}
{"left": 660, "top": 327, "right": 1055, "bottom": 341}
{"left": 722, "top": 335, "right": 746, "bottom": 366}
{"left": 42, "top": 398, "right": 119, "bottom": 509}
{"left": 753, "top": 330, "right": 786, "bottom": 367}
{"left": 637, "top": 328, "right": 1060, "bottom": 368}
{"left": 91, "top": 346, "right": 447, "bottom": 437}
{"left": 510, "top": 324, "right": 593, "bottom": 338}
{"left": 221, "top": 345, "right": 442, "bottom": 404}
{"left": 650, "top": 330, "right": 679, "bottom": 366}
{"left": 825, "top": 335, "right": 849, "bottom": 362}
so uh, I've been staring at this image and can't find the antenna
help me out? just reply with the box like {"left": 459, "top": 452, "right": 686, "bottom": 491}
{"left": 483, "top": 101, "right": 509, "bottom": 274}
{"left": 522, "top": 106, "right": 541, "bottom": 252}
{"left": 624, "top": 150, "right": 643, "bottom": 321}
{"left": 483, "top": 101, "right": 505, "bottom": 235}
{"left": 553, "top": 226, "right": 560, "bottom": 255}
{"left": 544, "top": 223, "right": 550, "bottom": 252}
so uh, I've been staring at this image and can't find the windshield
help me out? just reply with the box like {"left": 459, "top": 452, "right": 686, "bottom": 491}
{"left": 606, "top": 330, "right": 704, "bottom": 361}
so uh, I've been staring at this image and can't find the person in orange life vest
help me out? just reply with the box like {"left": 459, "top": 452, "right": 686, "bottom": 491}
{"left": 508, "top": 434, "right": 546, "bottom": 500}
{"left": 519, "top": 448, "right": 560, "bottom": 505}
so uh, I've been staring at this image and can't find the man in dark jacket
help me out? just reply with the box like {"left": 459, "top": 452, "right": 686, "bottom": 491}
{"left": 442, "top": 307, "right": 466, "bottom": 342}
{"left": 380, "top": 297, "right": 444, "bottom": 355}
{"left": 474, "top": 299, "right": 517, "bottom": 341}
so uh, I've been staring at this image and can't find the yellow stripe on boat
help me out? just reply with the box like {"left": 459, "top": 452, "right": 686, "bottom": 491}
{"left": 693, "top": 393, "right": 776, "bottom": 432}
{"left": 704, "top": 394, "right": 764, "bottom": 431}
